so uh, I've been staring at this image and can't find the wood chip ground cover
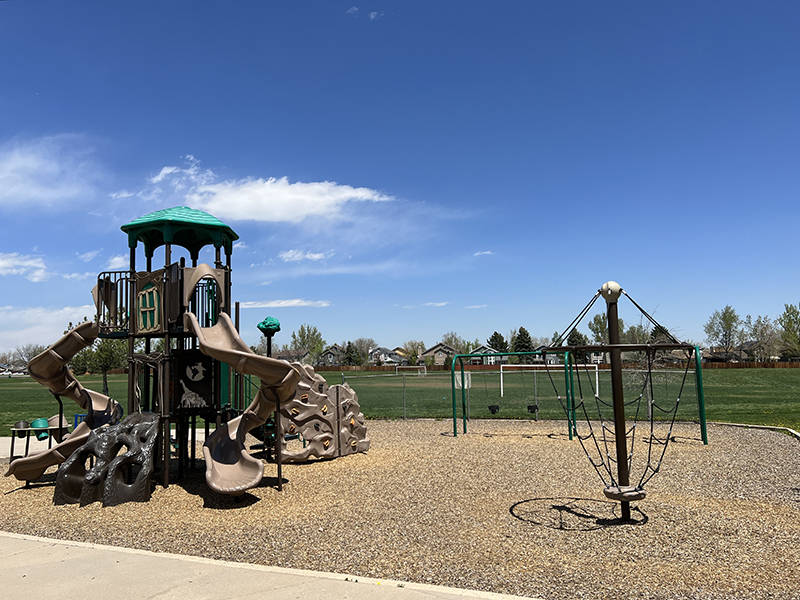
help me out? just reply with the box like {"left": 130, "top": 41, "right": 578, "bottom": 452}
{"left": 1, "top": 420, "right": 799, "bottom": 600}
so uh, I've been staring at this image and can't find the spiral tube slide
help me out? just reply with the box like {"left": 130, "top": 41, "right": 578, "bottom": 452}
{"left": 4, "top": 321, "right": 119, "bottom": 482}
{"left": 183, "top": 312, "right": 301, "bottom": 495}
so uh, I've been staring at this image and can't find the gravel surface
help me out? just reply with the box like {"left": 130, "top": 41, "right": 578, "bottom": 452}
{"left": 2, "top": 419, "right": 799, "bottom": 599}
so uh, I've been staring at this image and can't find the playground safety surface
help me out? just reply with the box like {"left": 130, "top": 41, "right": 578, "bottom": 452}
{"left": 1, "top": 419, "right": 799, "bottom": 600}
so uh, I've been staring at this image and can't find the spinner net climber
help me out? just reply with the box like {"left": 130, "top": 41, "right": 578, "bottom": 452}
{"left": 542, "top": 281, "right": 707, "bottom": 521}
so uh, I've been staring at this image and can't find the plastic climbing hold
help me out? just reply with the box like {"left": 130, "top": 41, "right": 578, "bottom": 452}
{"left": 321, "top": 405, "right": 328, "bottom": 414}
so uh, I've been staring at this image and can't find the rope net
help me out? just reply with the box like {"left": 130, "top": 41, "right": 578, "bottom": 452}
{"left": 545, "top": 346, "right": 696, "bottom": 492}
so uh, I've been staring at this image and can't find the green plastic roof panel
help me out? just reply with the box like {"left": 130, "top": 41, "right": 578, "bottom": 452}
{"left": 121, "top": 207, "right": 239, "bottom": 258}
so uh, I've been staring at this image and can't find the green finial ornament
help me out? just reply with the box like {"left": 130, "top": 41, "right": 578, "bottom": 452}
{"left": 257, "top": 316, "right": 281, "bottom": 337}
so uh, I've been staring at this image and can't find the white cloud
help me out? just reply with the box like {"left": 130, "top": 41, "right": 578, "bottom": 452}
{"left": 0, "top": 134, "right": 99, "bottom": 208}
{"left": 346, "top": 6, "right": 358, "bottom": 15}
{"left": 106, "top": 255, "right": 128, "bottom": 270}
{"left": 124, "top": 155, "right": 217, "bottom": 204}
{"left": 188, "top": 176, "right": 392, "bottom": 224}
{"left": 233, "top": 241, "right": 248, "bottom": 250}
{"left": 0, "top": 252, "right": 50, "bottom": 282}
{"left": 62, "top": 272, "right": 93, "bottom": 281}
{"left": 369, "top": 11, "right": 384, "bottom": 20}
{"left": 240, "top": 299, "right": 330, "bottom": 308}
{"left": 77, "top": 249, "right": 101, "bottom": 262}
{"left": 0, "top": 304, "right": 95, "bottom": 353}
{"left": 474, "top": 251, "right": 494, "bottom": 256}
{"left": 127, "top": 155, "right": 393, "bottom": 224}
{"left": 464, "top": 304, "right": 488, "bottom": 309}
{"left": 424, "top": 302, "right": 449, "bottom": 307}
{"left": 278, "top": 249, "right": 334, "bottom": 262}
{"left": 149, "top": 166, "right": 180, "bottom": 184}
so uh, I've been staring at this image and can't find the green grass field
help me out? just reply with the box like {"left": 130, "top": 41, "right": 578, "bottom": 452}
{"left": 1, "top": 368, "right": 798, "bottom": 433}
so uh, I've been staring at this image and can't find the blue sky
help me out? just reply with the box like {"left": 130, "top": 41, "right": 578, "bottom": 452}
{"left": 1, "top": 1, "right": 798, "bottom": 354}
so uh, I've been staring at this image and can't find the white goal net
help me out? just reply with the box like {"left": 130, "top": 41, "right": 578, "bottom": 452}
{"left": 500, "top": 363, "right": 599, "bottom": 397}
{"left": 396, "top": 365, "right": 427, "bottom": 376}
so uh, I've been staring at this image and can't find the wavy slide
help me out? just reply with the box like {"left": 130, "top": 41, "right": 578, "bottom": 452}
{"left": 184, "top": 312, "right": 301, "bottom": 495}
{"left": 4, "top": 321, "right": 121, "bottom": 482}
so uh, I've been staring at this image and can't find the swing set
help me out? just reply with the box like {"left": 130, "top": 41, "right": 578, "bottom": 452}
{"left": 450, "top": 282, "right": 708, "bottom": 520}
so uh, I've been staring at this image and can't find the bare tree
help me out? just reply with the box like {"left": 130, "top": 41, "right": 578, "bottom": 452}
{"left": 745, "top": 315, "right": 780, "bottom": 362}
{"left": 401, "top": 340, "right": 426, "bottom": 364}
{"left": 441, "top": 331, "right": 467, "bottom": 354}
{"left": 12, "top": 343, "right": 47, "bottom": 368}
{"left": 353, "top": 338, "right": 375, "bottom": 364}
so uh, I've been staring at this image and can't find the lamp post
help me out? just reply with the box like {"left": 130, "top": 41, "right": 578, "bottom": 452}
{"left": 257, "top": 316, "right": 281, "bottom": 357}
{"left": 257, "top": 315, "right": 282, "bottom": 489}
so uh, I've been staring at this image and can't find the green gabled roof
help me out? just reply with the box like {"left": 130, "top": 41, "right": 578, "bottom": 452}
{"left": 121, "top": 206, "right": 239, "bottom": 258}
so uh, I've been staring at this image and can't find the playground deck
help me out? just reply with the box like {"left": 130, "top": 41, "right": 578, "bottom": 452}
{"left": 1, "top": 419, "right": 798, "bottom": 600}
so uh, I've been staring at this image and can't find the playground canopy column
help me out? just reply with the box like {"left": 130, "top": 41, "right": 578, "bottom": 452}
{"left": 120, "top": 207, "right": 239, "bottom": 487}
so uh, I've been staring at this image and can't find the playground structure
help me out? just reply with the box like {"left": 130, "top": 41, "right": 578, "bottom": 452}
{"left": 452, "top": 281, "right": 706, "bottom": 521}
{"left": 4, "top": 206, "right": 369, "bottom": 504}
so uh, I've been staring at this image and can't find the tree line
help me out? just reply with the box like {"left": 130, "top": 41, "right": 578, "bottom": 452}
{"left": 703, "top": 303, "right": 800, "bottom": 362}
{"left": 5, "top": 302, "right": 797, "bottom": 381}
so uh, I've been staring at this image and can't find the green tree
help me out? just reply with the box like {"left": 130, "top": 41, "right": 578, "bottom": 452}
{"left": 511, "top": 326, "right": 535, "bottom": 363}
{"left": 342, "top": 341, "right": 361, "bottom": 366}
{"left": 290, "top": 324, "right": 326, "bottom": 364}
{"left": 566, "top": 328, "right": 590, "bottom": 361}
{"left": 622, "top": 322, "right": 649, "bottom": 344}
{"left": 69, "top": 346, "right": 95, "bottom": 375}
{"left": 588, "top": 313, "right": 634, "bottom": 344}
{"left": 587, "top": 313, "right": 608, "bottom": 344}
{"left": 91, "top": 338, "right": 128, "bottom": 396}
{"left": 704, "top": 306, "right": 743, "bottom": 361}
{"left": 487, "top": 331, "right": 508, "bottom": 353}
{"left": 777, "top": 304, "right": 800, "bottom": 360}
{"left": 464, "top": 338, "right": 481, "bottom": 353}
{"left": 649, "top": 324, "right": 672, "bottom": 343}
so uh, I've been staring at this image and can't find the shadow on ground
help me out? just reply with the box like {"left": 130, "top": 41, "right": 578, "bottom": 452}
{"left": 510, "top": 497, "right": 648, "bottom": 530}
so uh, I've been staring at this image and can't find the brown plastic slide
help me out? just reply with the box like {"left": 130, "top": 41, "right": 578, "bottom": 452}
{"left": 183, "top": 312, "right": 301, "bottom": 495}
{"left": 4, "top": 321, "right": 119, "bottom": 482}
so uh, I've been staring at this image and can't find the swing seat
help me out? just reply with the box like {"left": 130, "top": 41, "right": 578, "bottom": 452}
{"left": 488, "top": 405, "right": 500, "bottom": 414}
{"left": 603, "top": 485, "right": 646, "bottom": 502}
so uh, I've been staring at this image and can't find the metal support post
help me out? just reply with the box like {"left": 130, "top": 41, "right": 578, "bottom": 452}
{"left": 605, "top": 281, "right": 631, "bottom": 521}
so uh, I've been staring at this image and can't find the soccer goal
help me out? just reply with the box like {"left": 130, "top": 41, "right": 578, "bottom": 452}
{"left": 500, "top": 363, "right": 599, "bottom": 398}
{"left": 396, "top": 364, "right": 427, "bottom": 377}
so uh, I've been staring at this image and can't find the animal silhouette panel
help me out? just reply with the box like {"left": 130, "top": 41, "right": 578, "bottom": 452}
{"left": 173, "top": 350, "right": 213, "bottom": 411}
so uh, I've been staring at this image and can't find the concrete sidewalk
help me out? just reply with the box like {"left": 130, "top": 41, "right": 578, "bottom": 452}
{"left": 0, "top": 532, "right": 539, "bottom": 600}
